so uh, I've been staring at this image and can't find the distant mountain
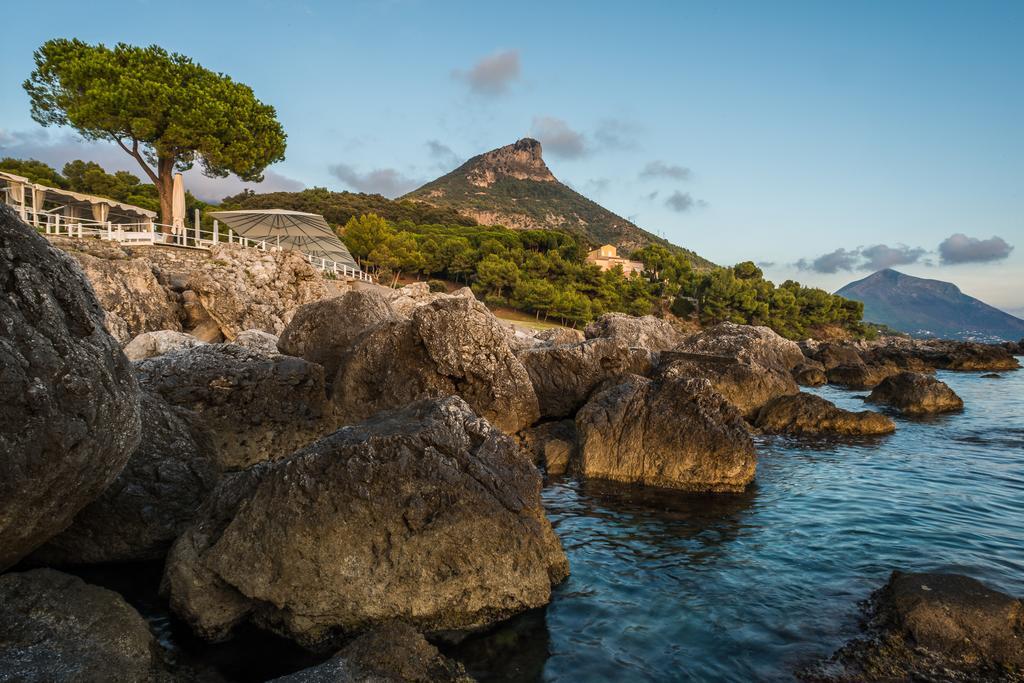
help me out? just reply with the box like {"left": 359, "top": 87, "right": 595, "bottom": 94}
{"left": 402, "top": 138, "right": 712, "bottom": 266}
{"left": 837, "top": 269, "right": 1024, "bottom": 342}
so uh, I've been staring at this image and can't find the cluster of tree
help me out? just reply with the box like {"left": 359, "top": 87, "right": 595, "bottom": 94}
{"left": 220, "top": 187, "right": 477, "bottom": 228}
{"left": 0, "top": 157, "right": 209, "bottom": 221}
{"left": 340, "top": 215, "right": 866, "bottom": 336}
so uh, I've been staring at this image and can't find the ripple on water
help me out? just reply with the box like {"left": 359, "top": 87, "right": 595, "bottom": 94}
{"left": 452, "top": 367, "right": 1024, "bottom": 682}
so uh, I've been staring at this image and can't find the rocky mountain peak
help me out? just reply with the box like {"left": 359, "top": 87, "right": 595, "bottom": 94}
{"left": 465, "top": 137, "right": 556, "bottom": 187}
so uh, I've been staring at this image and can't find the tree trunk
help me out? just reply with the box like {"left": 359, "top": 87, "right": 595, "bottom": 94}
{"left": 156, "top": 157, "right": 176, "bottom": 226}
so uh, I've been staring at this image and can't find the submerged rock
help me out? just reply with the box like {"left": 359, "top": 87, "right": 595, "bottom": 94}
{"left": 271, "top": 622, "right": 473, "bottom": 682}
{"left": 657, "top": 352, "right": 798, "bottom": 419}
{"left": 332, "top": 297, "right": 539, "bottom": 433}
{"left": 162, "top": 397, "right": 568, "bottom": 649}
{"left": 574, "top": 375, "right": 756, "bottom": 492}
{"left": 804, "top": 571, "right": 1024, "bottom": 682}
{"left": 0, "top": 209, "right": 141, "bottom": 569}
{"left": 0, "top": 569, "right": 170, "bottom": 682}
{"left": 32, "top": 391, "right": 219, "bottom": 564}
{"left": 584, "top": 312, "right": 684, "bottom": 352}
{"left": 518, "top": 337, "right": 654, "bottom": 419}
{"left": 866, "top": 371, "right": 964, "bottom": 415}
{"left": 136, "top": 343, "right": 333, "bottom": 470}
{"left": 123, "top": 329, "right": 204, "bottom": 361}
{"left": 753, "top": 393, "right": 895, "bottom": 436}
{"left": 277, "top": 289, "right": 397, "bottom": 391}
{"left": 673, "top": 322, "right": 805, "bottom": 374}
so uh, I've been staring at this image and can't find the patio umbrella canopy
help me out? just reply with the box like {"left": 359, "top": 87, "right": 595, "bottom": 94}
{"left": 207, "top": 209, "right": 361, "bottom": 270}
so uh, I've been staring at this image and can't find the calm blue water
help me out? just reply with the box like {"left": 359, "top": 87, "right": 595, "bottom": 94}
{"left": 455, "top": 365, "right": 1024, "bottom": 682}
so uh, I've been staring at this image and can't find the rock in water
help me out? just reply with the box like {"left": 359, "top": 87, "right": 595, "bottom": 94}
{"left": 792, "top": 360, "right": 827, "bottom": 387}
{"left": 805, "top": 571, "right": 1024, "bottom": 681}
{"left": 657, "top": 352, "right": 798, "bottom": 419}
{"left": 517, "top": 420, "right": 577, "bottom": 475}
{"left": 333, "top": 297, "right": 539, "bottom": 434}
{"left": 270, "top": 622, "right": 473, "bottom": 682}
{"left": 0, "top": 208, "right": 141, "bottom": 569}
{"left": 162, "top": 397, "right": 568, "bottom": 649}
{"left": 574, "top": 375, "right": 756, "bottom": 492}
{"left": 753, "top": 393, "right": 895, "bottom": 436}
{"left": 123, "top": 329, "right": 204, "bottom": 361}
{"left": 826, "top": 362, "right": 902, "bottom": 390}
{"left": 584, "top": 313, "right": 684, "bottom": 352}
{"left": 866, "top": 371, "right": 964, "bottom": 415}
{"left": 136, "top": 343, "right": 333, "bottom": 470}
{"left": 0, "top": 569, "right": 170, "bottom": 681}
{"left": 278, "top": 289, "right": 397, "bottom": 390}
{"left": 32, "top": 391, "right": 219, "bottom": 564}
{"left": 673, "top": 322, "right": 805, "bottom": 374}
{"left": 518, "top": 337, "right": 654, "bottom": 419}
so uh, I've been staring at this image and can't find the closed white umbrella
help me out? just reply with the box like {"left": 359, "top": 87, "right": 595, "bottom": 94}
{"left": 171, "top": 173, "right": 186, "bottom": 235}
{"left": 207, "top": 209, "right": 361, "bottom": 271}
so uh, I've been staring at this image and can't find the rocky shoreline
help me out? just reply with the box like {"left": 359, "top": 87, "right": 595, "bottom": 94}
{"left": 2, "top": 206, "right": 1022, "bottom": 681}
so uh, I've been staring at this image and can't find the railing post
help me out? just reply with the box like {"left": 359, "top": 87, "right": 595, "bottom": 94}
{"left": 106, "top": 221, "right": 112, "bottom": 240}
{"left": 213, "top": 220, "right": 219, "bottom": 244}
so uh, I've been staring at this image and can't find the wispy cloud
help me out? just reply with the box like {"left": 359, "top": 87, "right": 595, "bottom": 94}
{"left": 639, "top": 160, "right": 691, "bottom": 181}
{"left": 858, "top": 243, "right": 927, "bottom": 270}
{"left": 594, "top": 118, "right": 641, "bottom": 150}
{"left": 425, "top": 139, "right": 461, "bottom": 170}
{"left": 453, "top": 50, "right": 521, "bottom": 96}
{"left": 531, "top": 116, "right": 587, "bottom": 159}
{"left": 328, "top": 163, "right": 422, "bottom": 198}
{"left": 938, "top": 233, "right": 1014, "bottom": 264}
{"left": 795, "top": 248, "right": 861, "bottom": 274}
{"left": 664, "top": 190, "right": 707, "bottom": 213}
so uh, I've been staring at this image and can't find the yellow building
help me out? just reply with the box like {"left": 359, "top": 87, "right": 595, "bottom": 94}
{"left": 585, "top": 244, "right": 645, "bottom": 275}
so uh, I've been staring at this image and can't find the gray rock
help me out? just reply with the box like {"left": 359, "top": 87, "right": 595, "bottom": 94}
{"left": 136, "top": 343, "right": 334, "bottom": 470}
{"left": 584, "top": 313, "right": 684, "bottom": 352}
{"left": 232, "top": 329, "right": 281, "bottom": 355}
{"left": 270, "top": 622, "right": 473, "bottom": 682}
{"left": 753, "top": 393, "right": 895, "bottom": 436}
{"left": 673, "top": 322, "right": 805, "bottom": 374}
{"left": 792, "top": 360, "right": 827, "bottom": 387}
{"left": 162, "top": 397, "right": 568, "bottom": 649}
{"left": 533, "top": 326, "right": 585, "bottom": 346}
{"left": 278, "top": 290, "right": 397, "bottom": 391}
{"left": 123, "top": 329, "right": 204, "bottom": 361}
{"left": 866, "top": 371, "right": 964, "bottom": 415}
{"left": 0, "top": 569, "right": 170, "bottom": 682}
{"left": 518, "top": 337, "right": 654, "bottom": 419}
{"left": 333, "top": 297, "right": 539, "bottom": 434}
{"left": 575, "top": 375, "right": 756, "bottom": 492}
{"left": 0, "top": 209, "right": 141, "bottom": 569}
{"left": 32, "top": 391, "right": 219, "bottom": 564}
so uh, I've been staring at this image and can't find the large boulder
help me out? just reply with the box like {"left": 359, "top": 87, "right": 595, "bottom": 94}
{"left": 332, "top": 297, "right": 539, "bottom": 434}
{"left": 53, "top": 239, "right": 181, "bottom": 343}
{"left": 826, "top": 362, "right": 902, "bottom": 390}
{"left": 805, "top": 571, "right": 1024, "bottom": 681}
{"left": 0, "top": 569, "right": 170, "bottom": 682}
{"left": 232, "top": 329, "right": 281, "bottom": 355}
{"left": 31, "top": 391, "right": 219, "bottom": 564}
{"left": 123, "top": 329, "right": 204, "bottom": 361}
{"left": 386, "top": 282, "right": 477, "bottom": 318}
{"left": 584, "top": 313, "right": 684, "bottom": 352}
{"left": 866, "top": 371, "right": 964, "bottom": 415}
{"left": 0, "top": 210, "right": 141, "bottom": 569}
{"left": 518, "top": 337, "right": 654, "bottom": 419}
{"left": 574, "top": 375, "right": 756, "bottom": 492}
{"left": 657, "top": 352, "right": 798, "bottom": 419}
{"left": 753, "top": 393, "right": 895, "bottom": 436}
{"left": 910, "top": 339, "right": 1020, "bottom": 371}
{"left": 270, "top": 622, "right": 473, "bottom": 682}
{"left": 136, "top": 343, "right": 334, "bottom": 470}
{"left": 533, "top": 326, "right": 585, "bottom": 346}
{"left": 801, "top": 341, "right": 864, "bottom": 370}
{"left": 278, "top": 289, "right": 397, "bottom": 390}
{"left": 792, "top": 359, "right": 827, "bottom": 387}
{"left": 162, "top": 397, "right": 569, "bottom": 649}
{"left": 673, "top": 322, "right": 805, "bottom": 374}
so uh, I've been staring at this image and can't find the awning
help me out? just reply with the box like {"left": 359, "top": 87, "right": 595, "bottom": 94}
{"left": 208, "top": 209, "right": 360, "bottom": 271}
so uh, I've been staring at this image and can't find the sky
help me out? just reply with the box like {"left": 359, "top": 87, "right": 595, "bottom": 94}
{"left": 1, "top": 0, "right": 1021, "bottom": 313}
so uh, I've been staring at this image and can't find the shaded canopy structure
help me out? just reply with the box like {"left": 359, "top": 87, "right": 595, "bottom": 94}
{"left": 208, "top": 209, "right": 360, "bottom": 270}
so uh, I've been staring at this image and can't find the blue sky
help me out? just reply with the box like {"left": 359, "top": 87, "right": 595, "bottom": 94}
{"left": 1, "top": 0, "right": 1021, "bottom": 313}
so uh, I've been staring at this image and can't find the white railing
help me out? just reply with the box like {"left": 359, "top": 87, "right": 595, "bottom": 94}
{"left": 35, "top": 214, "right": 373, "bottom": 282}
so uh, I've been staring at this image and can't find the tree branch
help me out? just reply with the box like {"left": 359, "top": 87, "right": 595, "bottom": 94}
{"left": 111, "top": 133, "right": 160, "bottom": 186}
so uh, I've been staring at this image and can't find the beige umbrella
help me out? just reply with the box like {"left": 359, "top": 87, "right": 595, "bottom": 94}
{"left": 171, "top": 173, "right": 186, "bottom": 234}
{"left": 208, "top": 209, "right": 361, "bottom": 271}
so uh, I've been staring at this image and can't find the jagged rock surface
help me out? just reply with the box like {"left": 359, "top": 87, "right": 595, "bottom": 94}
{"left": 657, "top": 352, "right": 798, "bottom": 419}
{"left": 123, "top": 329, "right": 204, "bottom": 361}
{"left": 32, "top": 391, "right": 219, "bottom": 564}
{"left": 574, "top": 375, "right": 756, "bottom": 492}
{"left": 866, "top": 371, "right": 964, "bottom": 415}
{"left": 584, "top": 313, "right": 684, "bottom": 352}
{"left": 0, "top": 210, "right": 141, "bottom": 569}
{"left": 0, "top": 569, "right": 170, "bottom": 682}
{"left": 673, "top": 322, "right": 805, "bottom": 374}
{"left": 517, "top": 420, "right": 577, "bottom": 476}
{"left": 332, "top": 297, "right": 539, "bottom": 433}
{"left": 162, "top": 397, "right": 568, "bottom": 649}
{"left": 136, "top": 343, "right": 334, "bottom": 470}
